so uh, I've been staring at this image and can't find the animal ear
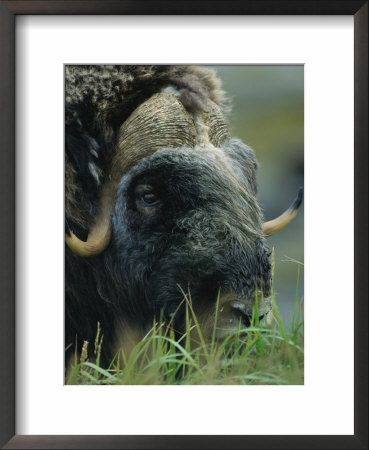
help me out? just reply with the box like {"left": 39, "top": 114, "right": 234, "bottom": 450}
{"left": 222, "top": 139, "right": 259, "bottom": 195}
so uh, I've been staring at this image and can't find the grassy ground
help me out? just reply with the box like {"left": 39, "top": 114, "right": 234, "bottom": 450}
{"left": 66, "top": 261, "right": 303, "bottom": 386}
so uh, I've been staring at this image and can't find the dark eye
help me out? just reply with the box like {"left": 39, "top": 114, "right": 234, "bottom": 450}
{"left": 142, "top": 192, "right": 160, "bottom": 205}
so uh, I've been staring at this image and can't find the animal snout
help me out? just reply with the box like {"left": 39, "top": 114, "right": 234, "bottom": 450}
{"left": 219, "top": 289, "right": 271, "bottom": 321}
{"left": 194, "top": 288, "right": 272, "bottom": 341}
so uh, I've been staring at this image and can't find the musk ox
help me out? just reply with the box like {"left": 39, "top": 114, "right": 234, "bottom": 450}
{"left": 65, "top": 65, "right": 302, "bottom": 366}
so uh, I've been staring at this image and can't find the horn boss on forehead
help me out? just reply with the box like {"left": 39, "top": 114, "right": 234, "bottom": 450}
{"left": 66, "top": 93, "right": 197, "bottom": 256}
{"left": 202, "top": 100, "right": 230, "bottom": 147}
{"left": 193, "top": 99, "right": 230, "bottom": 148}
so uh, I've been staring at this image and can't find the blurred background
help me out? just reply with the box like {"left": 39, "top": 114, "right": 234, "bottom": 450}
{"left": 210, "top": 65, "right": 304, "bottom": 325}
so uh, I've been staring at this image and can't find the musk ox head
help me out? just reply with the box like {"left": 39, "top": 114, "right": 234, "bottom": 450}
{"left": 65, "top": 75, "right": 302, "bottom": 360}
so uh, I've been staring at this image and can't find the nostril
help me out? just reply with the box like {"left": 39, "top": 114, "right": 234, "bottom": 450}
{"left": 230, "top": 300, "right": 265, "bottom": 328}
{"left": 241, "top": 315, "right": 251, "bottom": 328}
{"left": 230, "top": 301, "right": 251, "bottom": 327}
{"left": 240, "top": 313, "right": 265, "bottom": 328}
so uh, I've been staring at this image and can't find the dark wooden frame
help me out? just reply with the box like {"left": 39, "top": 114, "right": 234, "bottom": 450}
{"left": 0, "top": 1, "right": 367, "bottom": 449}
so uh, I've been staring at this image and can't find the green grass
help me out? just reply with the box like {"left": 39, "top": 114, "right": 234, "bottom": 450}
{"left": 66, "top": 261, "right": 304, "bottom": 386}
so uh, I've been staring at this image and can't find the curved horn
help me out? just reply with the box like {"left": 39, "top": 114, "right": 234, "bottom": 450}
{"left": 201, "top": 101, "right": 230, "bottom": 147}
{"left": 65, "top": 182, "right": 115, "bottom": 257}
{"left": 262, "top": 187, "right": 303, "bottom": 236}
{"left": 66, "top": 93, "right": 197, "bottom": 256}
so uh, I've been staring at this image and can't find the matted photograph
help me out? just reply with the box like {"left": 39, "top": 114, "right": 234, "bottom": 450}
{"left": 65, "top": 64, "right": 304, "bottom": 385}
{"left": 1, "top": 4, "right": 364, "bottom": 446}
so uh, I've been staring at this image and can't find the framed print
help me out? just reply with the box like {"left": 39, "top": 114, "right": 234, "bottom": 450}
{"left": 1, "top": 1, "right": 367, "bottom": 449}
